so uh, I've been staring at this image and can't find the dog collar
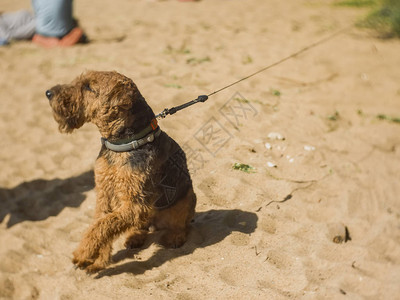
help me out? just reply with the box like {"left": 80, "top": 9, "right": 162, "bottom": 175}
{"left": 101, "top": 119, "right": 160, "bottom": 152}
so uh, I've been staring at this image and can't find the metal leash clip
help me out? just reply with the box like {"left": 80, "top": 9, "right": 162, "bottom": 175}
{"left": 155, "top": 95, "right": 208, "bottom": 120}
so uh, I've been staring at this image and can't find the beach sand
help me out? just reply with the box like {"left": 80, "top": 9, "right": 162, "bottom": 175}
{"left": 1, "top": 0, "right": 400, "bottom": 299}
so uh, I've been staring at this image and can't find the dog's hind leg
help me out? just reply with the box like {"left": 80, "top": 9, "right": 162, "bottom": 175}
{"left": 124, "top": 228, "right": 148, "bottom": 249}
{"left": 154, "top": 188, "right": 196, "bottom": 248}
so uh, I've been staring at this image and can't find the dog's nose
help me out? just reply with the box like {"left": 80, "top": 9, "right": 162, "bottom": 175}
{"left": 45, "top": 90, "right": 54, "bottom": 100}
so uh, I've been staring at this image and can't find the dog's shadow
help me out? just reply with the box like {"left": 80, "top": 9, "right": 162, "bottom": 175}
{"left": 0, "top": 170, "right": 94, "bottom": 227}
{"left": 96, "top": 209, "right": 258, "bottom": 278}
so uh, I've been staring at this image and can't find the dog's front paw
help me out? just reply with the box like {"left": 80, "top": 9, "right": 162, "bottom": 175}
{"left": 84, "top": 262, "right": 107, "bottom": 274}
{"left": 72, "top": 249, "right": 95, "bottom": 270}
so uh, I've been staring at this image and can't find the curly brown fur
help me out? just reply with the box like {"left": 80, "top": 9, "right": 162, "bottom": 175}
{"left": 46, "top": 71, "right": 196, "bottom": 273}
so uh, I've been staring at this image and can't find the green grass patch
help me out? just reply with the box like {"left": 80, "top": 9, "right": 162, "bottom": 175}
{"left": 186, "top": 56, "right": 211, "bottom": 65}
{"left": 234, "top": 97, "right": 249, "bottom": 103}
{"left": 328, "top": 111, "right": 340, "bottom": 121}
{"left": 232, "top": 163, "right": 256, "bottom": 173}
{"left": 251, "top": 99, "right": 264, "bottom": 105}
{"left": 270, "top": 88, "right": 281, "bottom": 97}
{"left": 234, "top": 97, "right": 264, "bottom": 105}
{"left": 377, "top": 114, "right": 400, "bottom": 123}
{"left": 362, "top": 0, "right": 400, "bottom": 37}
{"left": 164, "top": 83, "right": 182, "bottom": 89}
{"left": 164, "top": 45, "right": 191, "bottom": 55}
{"left": 242, "top": 55, "right": 253, "bottom": 64}
{"left": 335, "top": 0, "right": 376, "bottom": 7}
{"left": 338, "top": 0, "right": 400, "bottom": 38}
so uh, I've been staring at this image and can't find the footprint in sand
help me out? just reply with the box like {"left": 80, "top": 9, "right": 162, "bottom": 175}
{"left": 0, "top": 277, "right": 14, "bottom": 299}
{"left": 259, "top": 214, "right": 277, "bottom": 234}
{"left": 229, "top": 231, "right": 250, "bottom": 246}
{"left": 219, "top": 266, "right": 242, "bottom": 286}
{"left": 0, "top": 250, "right": 25, "bottom": 274}
{"left": 265, "top": 249, "right": 293, "bottom": 270}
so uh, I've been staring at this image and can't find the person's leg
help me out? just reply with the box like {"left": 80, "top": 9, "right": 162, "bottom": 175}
{"left": 32, "top": 34, "right": 60, "bottom": 48}
{"left": 0, "top": 14, "right": 10, "bottom": 44}
{"left": 0, "top": 10, "right": 35, "bottom": 40}
{"left": 59, "top": 26, "right": 83, "bottom": 47}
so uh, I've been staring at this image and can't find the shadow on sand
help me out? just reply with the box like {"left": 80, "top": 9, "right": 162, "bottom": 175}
{"left": 96, "top": 209, "right": 258, "bottom": 278}
{"left": 0, "top": 170, "right": 94, "bottom": 227}
{"left": 0, "top": 172, "right": 258, "bottom": 277}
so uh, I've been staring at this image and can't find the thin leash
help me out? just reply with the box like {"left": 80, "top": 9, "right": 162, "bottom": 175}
{"left": 155, "top": 25, "right": 352, "bottom": 120}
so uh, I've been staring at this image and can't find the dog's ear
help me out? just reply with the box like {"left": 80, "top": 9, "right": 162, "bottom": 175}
{"left": 107, "top": 81, "right": 136, "bottom": 111}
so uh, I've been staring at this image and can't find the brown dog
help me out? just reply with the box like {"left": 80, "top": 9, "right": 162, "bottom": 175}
{"left": 46, "top": 71, "right": 196, "bottom": 273}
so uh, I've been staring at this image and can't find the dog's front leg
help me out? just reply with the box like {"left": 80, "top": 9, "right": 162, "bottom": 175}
{"left": 72, "top": 201, "right": 146, "bottom": 272}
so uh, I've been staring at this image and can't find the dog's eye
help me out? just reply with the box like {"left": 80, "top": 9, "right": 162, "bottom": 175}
{"left": 83, "top": 83, "right": 94, "bottom": 93}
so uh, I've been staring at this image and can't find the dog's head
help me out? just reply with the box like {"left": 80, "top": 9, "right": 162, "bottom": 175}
{"left": 46, "top": 71, "right": 155, "bottom": 139}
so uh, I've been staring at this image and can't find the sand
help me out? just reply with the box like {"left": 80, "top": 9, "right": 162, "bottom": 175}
{"left": 1, "top": 0, "right": 400, "bottom": 299}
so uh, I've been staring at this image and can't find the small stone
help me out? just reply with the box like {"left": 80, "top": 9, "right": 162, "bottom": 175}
{"left": 327, "top": 223, "right": 351, "bottom": 243}
{"left": 333, "top": 236, "right": 344, "bottom": 244}
{"left": 304, "top": 145, "right": 315, "bottom": 151}
{"left": 268, "top": 132, "right": 285, "bottom": 140}
{"left": 360, "top": 73, "right": 369, "bottom": 81}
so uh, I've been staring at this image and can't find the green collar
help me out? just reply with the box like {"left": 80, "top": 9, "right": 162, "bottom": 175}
{"left": 101, "top": 119, "right": 160, "bottom": 152}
